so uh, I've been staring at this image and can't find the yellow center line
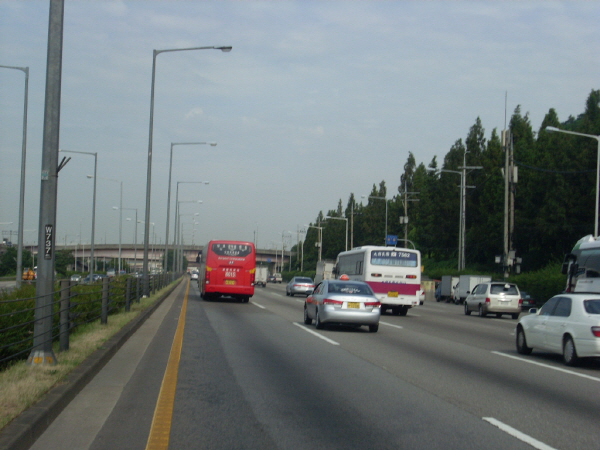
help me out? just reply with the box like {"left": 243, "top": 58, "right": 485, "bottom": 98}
{"left": 146, "top": 278, "right": 190, "bottom": 450}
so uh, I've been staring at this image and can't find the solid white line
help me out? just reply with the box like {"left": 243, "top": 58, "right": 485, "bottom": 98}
{"left": 380, "top": 321, "right": 404, "bottom": 330}
{"left": 251, "top": 302, "right": 266, "bottom": 309}
{"left": 483, "top": 417, "right": 557, "bottom": 450}
{"left": 492, "top": 351, "right": 600, "bottom": 382}
{"left": 293, "top": 323, "right": 340, "bottom": 345}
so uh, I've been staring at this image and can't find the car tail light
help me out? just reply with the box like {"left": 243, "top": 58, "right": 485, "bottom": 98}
{"left": 485, "top": 297, "right": 491, "bottom": 303}
{"left": 323, "top": 298, "right": 343, "bottom": 305}
{"left": 518, "top": 299, "right": 523, "bottom": 307}
{"left": 592, "top": 327, "right": 600, "bottom": 337}
{"left": 365, "top": 301, "right": 381, "bottom": 307}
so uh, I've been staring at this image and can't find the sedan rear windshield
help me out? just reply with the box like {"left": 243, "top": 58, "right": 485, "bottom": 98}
{"left": 490, "top": 284, "right": 519, "bottom": 295}
{"left": 584, "top": 299, "right": 600, "bottom": 314}
{"left": 295, "top": 278, "right": 313, "bottom": 283}
{"left": 328, "top": 283, "right": 373, "bottom": 295}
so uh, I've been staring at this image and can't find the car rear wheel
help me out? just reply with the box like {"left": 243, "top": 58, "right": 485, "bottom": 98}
{"left": 511, "top": 313, "right": 519, "bottom": 320}
{"left": 303, "top": 306, "right": 312, "bottom": 325}
{"left": 315, "top": 309, "right": 324, "bottom": 330}
{"left": 369, "top": 324, "right": 379, "bottom": 333}
{"left": 563, "top": 336, "right": 580, "bottom": 366}
{"left": 516, "top": 326, "right": 532, "bottom": 355}
{"left": 464, "top": 303, "right": 471, "bottom": 315}
{"left": 478, "top": 305, "right": 486, "bottom": 317}
{"left": 399, "top": 306, "right": 408, "bottom": 316}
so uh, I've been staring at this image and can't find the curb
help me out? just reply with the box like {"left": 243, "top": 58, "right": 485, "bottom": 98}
{"left": 0, "top": 278, "right": 185, "bottom": 450}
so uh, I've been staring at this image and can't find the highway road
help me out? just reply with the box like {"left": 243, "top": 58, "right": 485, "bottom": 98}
{"left": 29, "top": 278, "right": 600, "bottom": 449}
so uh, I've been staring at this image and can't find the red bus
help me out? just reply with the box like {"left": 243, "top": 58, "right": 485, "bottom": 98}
{"left": 199, "top": 240, "right": 256, "bottom": 302}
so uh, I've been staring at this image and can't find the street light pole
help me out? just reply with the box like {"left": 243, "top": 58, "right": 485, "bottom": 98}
{"left": 165, "top": 142, "right": 215, "bottom": 273}
{"left": 173, "top": 181, "right": 207, "bottom": 270}
{"left": 122, "top": 208, "right": 138, "bottom": 272}
{"left": 61, "top": 149, "right": 97, "bottom": 280}
{"left": 325, "top": 216, "right": 348, "bottom": 251}
{"left": 90, "top": 176, "right": 122, "bottom": 273}
{"left": 0, "top": 65, "right": 29, "bottom": 288}
{"left": 143, "top": 45, "right": 231, "bottom": 294}
{"left": 546, "top": 126, "right": 600, "bottom": 237}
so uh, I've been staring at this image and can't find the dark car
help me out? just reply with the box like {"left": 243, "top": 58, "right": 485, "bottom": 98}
{"left": 520, "top": 291, "right": 536, "bottom": 310}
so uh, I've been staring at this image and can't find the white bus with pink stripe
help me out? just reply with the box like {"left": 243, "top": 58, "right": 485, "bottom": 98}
{"left": 334, "top": 246, "right": 424, "bottom": 316}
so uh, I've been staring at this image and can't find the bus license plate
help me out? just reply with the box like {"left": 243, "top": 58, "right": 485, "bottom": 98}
{"left": 388, "top": 291, "right": 398, "bottom": 297}
{"left": 225, "top": 280, "right": 236, "bottom": 285}
{"left": 347, "top": 302, "right": 360, "bottom": 309}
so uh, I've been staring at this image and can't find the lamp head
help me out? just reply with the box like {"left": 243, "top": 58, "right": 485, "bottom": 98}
{"left": 216, "top": 46, "right": 232, "bottom": 52}
{"left": 545, "top": 126, "right": 559, "bottom": 132}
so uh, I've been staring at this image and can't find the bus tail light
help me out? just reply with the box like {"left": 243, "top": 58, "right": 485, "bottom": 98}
{"left": 406, "top": 275, "right": 417, "bottom": 279}
{"left": 592, "top": 327, "right": 600, "bottom": 337}
{"left": 371, "top": 273, "right": 382, "bottom": 277}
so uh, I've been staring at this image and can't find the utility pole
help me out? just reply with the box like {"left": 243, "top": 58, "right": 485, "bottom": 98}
{"left": 29, "top": 0, "right": 64, "bottom": 366}
{"left": 459, "top": 150, "right": 483, "bottom": 271}
{"left": 399, "top": 179, "right": 419, "bottom": 247}
{"left": 502, "top": 129, "right": 518, "bottom": 277}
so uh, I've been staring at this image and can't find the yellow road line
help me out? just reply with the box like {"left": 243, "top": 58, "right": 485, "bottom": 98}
{"left": 146, "top": 278, "right": 190, "bottom": 450}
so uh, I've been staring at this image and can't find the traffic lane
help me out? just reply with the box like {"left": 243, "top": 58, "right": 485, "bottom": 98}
{"left": 252, "top": 287, "right": 600, "bottom": 449}
{"left": 171, "top": 284, "right": 279, "bottom": 450}
{"left": 177, "top": 286, "right": 532, "bottom": 450}
{"left": 86, "top": 285, "right": 186, "bottom": 450}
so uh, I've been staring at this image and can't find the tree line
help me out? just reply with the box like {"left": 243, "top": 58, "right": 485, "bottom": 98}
{"left": 294, "top": 89, "right": 600, "bottom": 275}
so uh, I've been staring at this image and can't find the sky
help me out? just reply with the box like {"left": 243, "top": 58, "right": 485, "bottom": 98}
{"left": 1, "top": 0, "right": 599, "bottom": 254}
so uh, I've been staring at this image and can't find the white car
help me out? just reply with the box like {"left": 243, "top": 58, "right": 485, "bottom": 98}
{"left": 516, "top": 293, "right": 600, "bottom": 366}
{"left": 190, "top": 270, "right": 199, "bottom": 281}
{"left": 464, "top": 282, "right": 521, "bottom": 319}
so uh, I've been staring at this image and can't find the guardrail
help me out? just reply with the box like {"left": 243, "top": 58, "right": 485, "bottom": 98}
{"left": 0, "top": 273, "right": 180, "bottom": 368}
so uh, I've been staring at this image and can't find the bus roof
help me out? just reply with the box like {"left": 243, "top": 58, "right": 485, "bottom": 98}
{"left": 573, "top": 235, "right": 600, "bottom": 251}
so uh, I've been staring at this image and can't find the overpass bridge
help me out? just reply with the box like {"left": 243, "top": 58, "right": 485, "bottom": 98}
{"left": 28, "top": 244, "right": 292, "bottom": 272}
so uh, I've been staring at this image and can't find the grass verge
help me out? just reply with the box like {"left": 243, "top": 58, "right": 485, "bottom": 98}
{"left": 0, "top": 281, "right": 178, "bottom": 431}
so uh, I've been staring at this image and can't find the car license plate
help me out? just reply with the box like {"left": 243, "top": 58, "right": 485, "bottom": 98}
{"left": 347, "top": 302, "right": 360, "bottom": 309}
{"left": 388, "top": 291, "right": 398, "bottom": 297}
{"left": 225, "top": 280, "right": 236, "bottom": 285}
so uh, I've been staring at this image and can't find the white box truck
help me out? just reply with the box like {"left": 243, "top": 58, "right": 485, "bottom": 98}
{"left": 255, "top": 266, "right": 268, "bottom": 287}
{"left": 314, "top": 260, "right": 335, "bottom": 284}
{"left": 438, "top": 276, "right": 459, "bottom": 303}
{"left": 454, "top": 275, "right": 492, "bottom": 304}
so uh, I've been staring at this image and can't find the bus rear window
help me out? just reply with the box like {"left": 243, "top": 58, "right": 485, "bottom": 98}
{"left": 212, "top": 243, "right": 253, "bottom": 257}
{"left": 370, "top": 250, "right": 418, "bottom": 267}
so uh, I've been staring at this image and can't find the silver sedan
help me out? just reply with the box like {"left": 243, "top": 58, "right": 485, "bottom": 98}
{"left": 304, "top": 279, "right": 381, "bottom": 332}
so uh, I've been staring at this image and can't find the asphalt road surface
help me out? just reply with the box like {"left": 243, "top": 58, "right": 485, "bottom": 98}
{"left": 28, "top": 279, "right": 600, "bottom": 450}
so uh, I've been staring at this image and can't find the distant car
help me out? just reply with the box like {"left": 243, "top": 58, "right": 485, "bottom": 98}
{"left": 286, "top": 277, "right": 315, "bottom": 297}
{"left": 273, "top": 273, "right": 282, "bottom": 283}
{"left": 106, "top": 269, "right": 116, "bottom": 277}
{"left": 464, "top": 282, "right": 521, "bottom": 319}
{"left": 70, "top": 274, "right": 82, "bottom": 283}
{"left": 516, "top": 293, "right": 600, "bottom": 366}
{"left": 82, "top": 274, "right": 103, "bottom": 284}
{"left": 268, "top": 275, "right": 276, "bottom": 283}
{"left": 304, "top": 279, "right": 381, "bottom": 332}
{"left": 520, "top": 291, "right": 536, "bottom": 310}
{"left": 190, "top": 270, "right": 199, "bottom": 281}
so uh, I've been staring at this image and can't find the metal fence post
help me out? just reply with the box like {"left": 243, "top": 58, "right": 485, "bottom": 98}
{"left": 136, "top": 276, "right": 141, "bottom": 303}
{"left": 125, "top": 277, "right": 132, "bottom": 312}
{"left": 59, "top": 279, "right": 70, "bottom": 352}
{"left": 101, "top": 276, "right": 109, "bottom": 324}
